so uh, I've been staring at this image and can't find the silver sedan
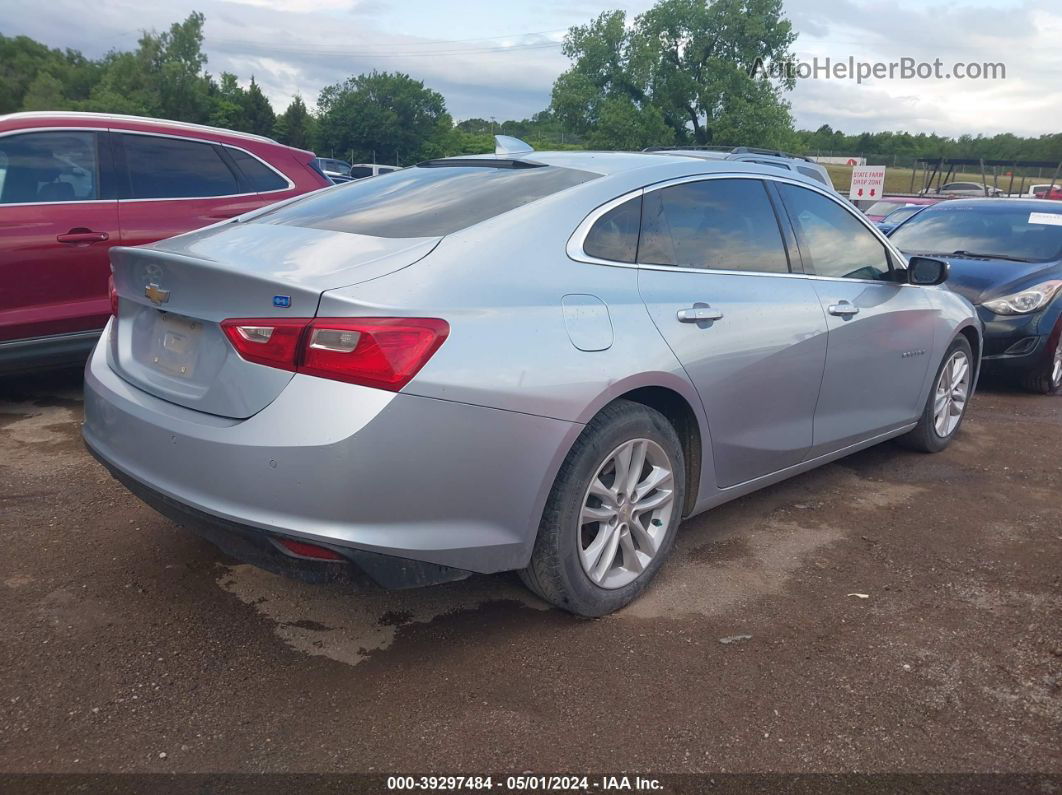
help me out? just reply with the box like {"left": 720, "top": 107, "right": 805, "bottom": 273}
{"left": 83, "top": 144, "right": 981, "bottom": 616}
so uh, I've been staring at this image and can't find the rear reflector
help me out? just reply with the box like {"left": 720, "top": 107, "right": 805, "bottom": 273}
{"left": 275, "top": 537, "right": 345, "bottom": 561}
{"left": 220, "top": 317, "right": 449, "bottom": 391}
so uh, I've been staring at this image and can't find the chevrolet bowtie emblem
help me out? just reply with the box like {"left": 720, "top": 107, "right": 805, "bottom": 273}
{"left": 145, "top": 283, "right": 170, "bottom": 305}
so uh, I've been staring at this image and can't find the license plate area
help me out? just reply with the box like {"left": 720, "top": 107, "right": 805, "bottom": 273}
{"left": 148, "top": 312, "right": 203, "bottom": 378}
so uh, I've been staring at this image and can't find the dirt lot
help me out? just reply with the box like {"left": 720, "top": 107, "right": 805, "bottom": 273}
{"left": 0, "top": 368, "right": 1059, "bottom": 775}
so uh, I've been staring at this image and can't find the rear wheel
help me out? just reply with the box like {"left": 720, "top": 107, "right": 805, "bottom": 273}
{"left": 521, "top": 400, "right": 685, "bottom": 617}
{"left": 1020, "top": 333, "right": 1062, "bottom": 395}
{"left": 898, "top": 336, "right": 974, "bottom": 453}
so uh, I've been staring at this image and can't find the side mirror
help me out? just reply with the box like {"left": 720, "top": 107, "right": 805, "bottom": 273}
{"left": 907, "top": 256, "right": 949, "bottom": 286}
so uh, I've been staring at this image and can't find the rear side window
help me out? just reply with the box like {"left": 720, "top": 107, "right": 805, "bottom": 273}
{"left": 779, "top": 183, "right": 891, "bottom": 280}
{"left": 348, "top": 166, "right": 374, "bottom": 178}
{"left": 227, "top": 148, "right": 288, "bottom": 192}
{"left": 638, "top": 179, "right": 789, "bottom": 273}
{"left": 257, "top": 162, "right": 599, "bottom": 238}
{"left": 120, "top": 134, "right": 238, "bottom": 199}
{"left": 797, "top": 165, "right": 828, "bottom": 185}
{"left": 584, "top": 196, "right": 641, "bottom": 263}
{"left": 748, "top": 159, "right": 790, "bottom": 171}
{"left": 0, "top": 131, "right": 98, "bottom": 204}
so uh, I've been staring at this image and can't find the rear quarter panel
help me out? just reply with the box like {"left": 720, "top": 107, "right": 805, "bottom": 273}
{"left": 317, "top": 170, "right": 719, "bottom": 533}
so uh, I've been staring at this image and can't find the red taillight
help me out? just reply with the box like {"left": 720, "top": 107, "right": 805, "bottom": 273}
{"left": 108, "top": 275, "right": 118, "bottom": 316}
{"left": 220, "top": 318, "right": 308, "bottom": 371}
{"left": 301, "top": 318, "right": 449, "bottom": 390}
{"left": 275, "top": 537, "right": 345, "bottom": 561}
{"left": 219, "top": 317, "right": 449, "bottom": 391}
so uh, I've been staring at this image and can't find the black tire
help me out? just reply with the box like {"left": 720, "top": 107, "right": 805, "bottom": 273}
{"left": 520, "top": 399, "right": 686, "bottom": 617}
{"left": 1019, "top": 329, "right": 1062, "bottom": 395}
{"left": 898, "top": 335, "right": 974, "bottom": 453}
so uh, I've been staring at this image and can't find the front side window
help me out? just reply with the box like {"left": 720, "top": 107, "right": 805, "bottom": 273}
{"left": 779, "top": 183, "right": 892, "bottom": 280}
{"left": 0, "top": 131, "right": 98, "bottom": 204}
{"left": 583, "top": 196, "right": 641, "bottom": 263}
{"left": 120, "top": 134, "right": 238, "bottom": 199}
{"left": 638, "top": 179, "right": 789, "bottom": 273}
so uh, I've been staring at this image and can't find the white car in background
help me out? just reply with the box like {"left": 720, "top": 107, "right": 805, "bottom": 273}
{"left": 924, "top": 181, "right": 1005, "bottom": 197}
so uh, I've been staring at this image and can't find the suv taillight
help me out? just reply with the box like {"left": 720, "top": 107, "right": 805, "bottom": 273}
{"left": 108, "top": 275, "right": 118, "bottom": 316}
{"left": 220, "top": 317, "right": 449, "bottom": 391}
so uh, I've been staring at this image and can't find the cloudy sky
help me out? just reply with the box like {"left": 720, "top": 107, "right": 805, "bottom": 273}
{"left": 5, "top": 0, "right": 1061, "bottom": 136}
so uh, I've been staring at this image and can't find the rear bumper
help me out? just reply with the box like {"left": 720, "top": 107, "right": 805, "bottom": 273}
{"left": 83, "top": 324, "right": 580, "bottom": 576}
{"left": 89, "top": 444, "right": 471, "bottom": 589}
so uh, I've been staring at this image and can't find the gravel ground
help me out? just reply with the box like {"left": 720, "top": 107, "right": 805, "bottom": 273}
{"left": 0, "top": 368, "right": 1059, "bottom": 774}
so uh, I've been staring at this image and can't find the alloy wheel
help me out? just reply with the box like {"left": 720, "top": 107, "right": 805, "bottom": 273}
{"left": 578, "top": 438, "right": 676, "bottom": 590}
{"left": 933, "top": 350, "right": 971, "bottom": 437}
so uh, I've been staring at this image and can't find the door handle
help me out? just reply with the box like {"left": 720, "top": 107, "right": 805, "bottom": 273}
{"left": 828, "top": 302, "right": 860, "bottom": 317}
{"left": 57, "top": 230, "right": 109, "bottom": 245}
{"left": 677, "top": 305, "right": 724, "bottom": 323}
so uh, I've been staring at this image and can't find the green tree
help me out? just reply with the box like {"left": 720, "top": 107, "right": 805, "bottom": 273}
{"left": 273, "top": 95, "right": 314, "bottom": 148}
{"left": 0, "top": 34, "right": 99, "bottom": 113}
{"left": 21, "top": 71, "right": 68, "bottom": 111}
{"left": 242, "top": 76, "right": 275, "bottom": 136}
{"left": 208, "top": 72, "right": 247, "bottom": 130}
{"left": 82, "top": 12, "right": 213, "bottom": 122}
{"left": 551, "top": 0, "right": 797, "bottom": 149}
{"left": 315, "top": 71, "right": 451, "bottom": 165}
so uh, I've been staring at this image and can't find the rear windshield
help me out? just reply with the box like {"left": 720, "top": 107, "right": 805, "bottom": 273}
{"left": 254, "top": 162, "right": 599, "bottom": 238}
{"left": 865, "top": 201, "right": 904, "bottom": 215}
{"left": 890, "top": 204, "right": 1062, "bottom": 262}
{"left": 883, "top": 205, "right": 922, "bottom": 224}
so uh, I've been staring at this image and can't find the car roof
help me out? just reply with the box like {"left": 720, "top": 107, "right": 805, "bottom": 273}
{"left": 920, "top": 197, "right": 1061, "bottom": 211}
{"left": 438, "top": 150, "right": 829, "bottom": 187}
{"left": 0, "top": 111, "right": 283, "bottom": 147}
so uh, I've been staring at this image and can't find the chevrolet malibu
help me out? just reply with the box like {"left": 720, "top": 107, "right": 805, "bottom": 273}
{"left": 84, "top": 145, "right": 981, "bottom": 616}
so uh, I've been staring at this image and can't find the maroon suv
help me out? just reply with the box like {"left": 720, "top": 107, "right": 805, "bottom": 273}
{"left": 0, "top": 112, "right": 330, "bottom": 373}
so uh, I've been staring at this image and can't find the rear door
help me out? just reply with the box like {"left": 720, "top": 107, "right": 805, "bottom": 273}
{"left": 0, "top": 129, "right": 119, "bottom": 342}
{"left": 112, "top": 131, "right": 266, "bottom": 247}
{"left": 775, "top": 182, "right": 936, "bottom": 455}
{"left": 635, "top": 177, "right": 829, "bottom": 488}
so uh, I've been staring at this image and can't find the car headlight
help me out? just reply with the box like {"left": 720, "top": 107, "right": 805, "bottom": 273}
{"left": 982, "top": 280, "right": 1062, "bottom": 315}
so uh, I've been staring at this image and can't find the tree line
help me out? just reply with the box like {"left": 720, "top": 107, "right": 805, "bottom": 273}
{"left": 2, "top": 6, "right": 1059, "bottom": 167}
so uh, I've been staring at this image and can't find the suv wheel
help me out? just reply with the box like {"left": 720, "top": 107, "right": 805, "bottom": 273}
{"left": 520, "top": 400, "right": 685, "bottom": 617}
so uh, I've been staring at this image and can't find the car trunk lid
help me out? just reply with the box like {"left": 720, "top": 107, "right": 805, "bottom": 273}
{"left": 108, "top": 222, "right": 440, "bottom": 418}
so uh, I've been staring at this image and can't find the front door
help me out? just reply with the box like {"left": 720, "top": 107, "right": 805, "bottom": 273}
{"left": 0, "top": 130, "right": 119, "bottom": 342}
{"left": 775, "top": 182, "right": 936, "bottom": 455}
{"left": 636, "top": 177, "right": 829, "bottom": 488}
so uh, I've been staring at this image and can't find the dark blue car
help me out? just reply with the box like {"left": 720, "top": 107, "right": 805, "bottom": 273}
{"left": 889, "top": 199, "right": 1062, "bottom": 393}
{"left": 875, "top": 204, "right": 928, "bottom": 235}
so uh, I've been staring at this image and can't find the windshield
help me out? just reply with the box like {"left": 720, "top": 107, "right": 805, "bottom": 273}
{"left": 890, "top": 204, "right": 1062, "bottom": 262}
{"left": 254, "top": 161, "right": 599, "bottom": 238}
